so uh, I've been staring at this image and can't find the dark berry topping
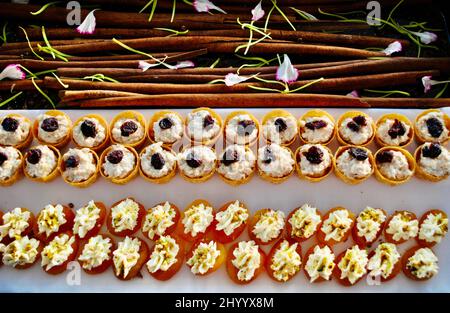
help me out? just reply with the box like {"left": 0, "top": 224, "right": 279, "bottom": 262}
{"left": 237, "top": 119, "right": 256, "bottom": 137}
{"left": 151, "top": 153, "right": 165, "bottom": 170}
{"left": 0, "top": 152, "right": 7, "bottom": 166}
{"left": 68, "top": 203, "right": 74, "bottom": 209}
{"left": 107, "top": 150, "right": 124, "bottom": 164}
{"left": 388, "top": 119, "right": 406, "bottom": 139}
{"left": 426, "top": 117, "right": 444, "bottom": 138}
{"left": 27, "top": 149, "right": 42, "bottom": 164}
{"left": 346, "top": 121, "right": 361, "bottom": 132}
{"left": 353, "top": 115, "right": 367, "bottom": 126}
{"left": 159, "top": 117, "right": 173, "bottom": 130}
{"left": 305, "top": 120, "right": 327, "bottom": 130}
{"left": 1, "top": 117, "right": 19, "bottom": 132}
{"left": 376, "top": 150, "right": 394, "bottom": 163}
{"left": 203, "top": 115, "right": 215, "bottom": 130}
{"left": 304, "top": 146, "right": 324, "bottom": 164}
{"left": 64, "top": 155, "right": 79, "bottom": 168}
{"left": 221, "top": 149, "right": 239, "bottom": 166}
{"left": 422, "top": 143, "right": 442, "bottom": 159}
{"left": 262, "top": 147, "right": 275, "bottom": 164}
{"left": 186, "top": 152, "right": 202, "bottom": 168}
{"left": 40, "top": 117, "right": 59, "bottom": 132}
{"left": 120, "top": 121, "right": 138, "bottom": 137}
{"left": 274, "top": 118, "right": 288, "bottom": 132}
{"left": 349, "top": 147, "right": 368, "bottom": 161}
{"left": 80, "top": 120, "right": 97, "bottom": 138}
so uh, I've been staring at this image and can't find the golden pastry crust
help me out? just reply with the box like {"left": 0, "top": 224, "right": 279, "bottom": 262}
{"left": 374, "top": 146, "right": 416, "bottom": 186}
{"left": 58, "top": 149, "right": 100, "bottom": 188}
{"left": 336, "top": 111, "right": 375, "bottom": 147}
{"left": 71, "top": 114, "right": 110, "bottom": 152}
{"left": 375, "top": 113, "right": 414, "bottom": 147}
{"left": 414, "top": 144, "right": 449, "bottom": 182}
{"left": 147, "top": 110, "right": 184, "bottom": 146}
{"left": 298, "top": 109, "right": 336, "bottom": 145}
{"left": 184, "top": 107, "right": 223, "bottom": 146}
{"left": 414, "top": 109, "right": 450, "bottom": 144}
{"left": 109, "top": 111, "right": 147, "bottom": 149}
{"left": 1, "top": 113, "right": 33, "bottom": 150}
{"left": 100, "top": 145, "right": 139, "bottom": 185}
{"left": 33, "top": 110, "right": 72, "bottom": 149}
{"left": 262, "top": 109, "right": 298, "bottom": 146}
{"left": 294, "top": 145, "right": 334, "bottom": 182}
{"left": 0, "top": 148, "right": 23, "bottom": 187}
{"left": 22, "top": 145, "right": 61, "bottom": 183}
{"left": 333, "top": 146, "right": 375, "bottom": 185}
{"left": 224, "top": 110, "right": 260, "bottom": 146}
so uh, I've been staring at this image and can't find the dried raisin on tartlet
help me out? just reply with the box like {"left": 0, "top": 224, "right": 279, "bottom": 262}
{"left": 224, "top": 111, "right": 260, "bottom": 146}
{"left": 0, "top": 114, "right": 33, "bottom": 149}
{"left": 100, "top": 144, "right": 139, "bottom": 184}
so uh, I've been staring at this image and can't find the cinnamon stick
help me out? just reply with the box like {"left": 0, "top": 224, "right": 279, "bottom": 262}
{"left": 58, "top": 90, "right": 146, "bottom": 103}
{"left": 0, "top": 79, "right": 44, "bottom": 91}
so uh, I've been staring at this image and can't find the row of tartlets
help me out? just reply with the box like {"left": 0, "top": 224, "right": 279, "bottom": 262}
{"left": 1, "top": 140, "right": 449, "bottom": 187}
{"left": 0, "top": 199, "right": 447, "bottom": 285}
{"left": 0, "top": 108, "right": 449, "bottom": 150}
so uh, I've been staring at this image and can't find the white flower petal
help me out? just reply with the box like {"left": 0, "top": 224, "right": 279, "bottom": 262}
{"left": 0, "top": 64, "right": 26, "bottom": 81}
{"left": 77, "top": 10, "right": 97, "bottom": 35}
{"left": 251, "top": 1, "right": 265, "bottom": 21}
{"left": 421, "top": 75, "right": 439, "bottom": 93}
{"left": 410, "top": 31, "right": 438, "bottom": 45}
{"left": 138, "top": 60, "right": 160, "bottom": 72}
{"left": 193, "top": 0, "right": 227, "bottom": 14}
{"left": 171, "top": 60, "right": 195, "bottom": 70}
{"left": 224, "top": 73, "right": 251, "bottom": 86}
{"left": 382, "top": 41, "right": 402, "bottom": 56}
{"left": 276, "top": 54, "right": 298, "bottom": 84}
{"left": 347, "top": 90, "right": 360, "bottom": 98}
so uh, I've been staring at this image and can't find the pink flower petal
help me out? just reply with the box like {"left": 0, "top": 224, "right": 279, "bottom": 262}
{"left": 193, "top": 0, "right": 227, "bottom": 14}
{"left": 410, "top": 31, "right": 438, "bottom": 45}
{"left": 382, "top": 41, "right": 402, "bottom": 56}
{"left": 138, "top": 60, "right": 160, "bottom": 72}
{"left": 76, "top": 10, "right": 97, "bottom": 35}
{"left": 346, "top": 90, "right": 360, "bottom": 98}
{"left": 251, "top": 1, "right": 265, "bottom": 21}
{"left": 276, "top": 54, "right": 298, "bottom": 84}
{"left": 0, "top": 64, "right": 26, "bottom": 81}
{"left": 224, "top": 73, "right": 251, "bottom": 86}
{"left": 422, "top": 75, "right": 433, "bottom": 93}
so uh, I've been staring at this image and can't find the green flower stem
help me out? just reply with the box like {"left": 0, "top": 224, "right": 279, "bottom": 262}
{"left": 19, "top": 26, "right": 44, "bottom": 60}
{"left": 435, "top": 83, "right": 448, "bottom": 98}
{"left": 154, "top": 28, "right": 189, "bottom": 36}
{"left": 270, "top": 0, "right": 296, "bottom": 31}
{"left": 31, "top": 77, "right": 55, "bottom": 108}
{"left": 0, "top": 92, "right": 23, "bottom": 108}
{"left": 30, "top": 1, "right": 60, "bottom": 15}
{"left": 209, "top": 58, "right": 220, "bottom": 68}
{"left": 51, "top": 72, "right": 69, "bottom": 88}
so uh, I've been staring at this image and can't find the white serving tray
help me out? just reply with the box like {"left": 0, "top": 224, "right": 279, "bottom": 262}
{"left": 0, "top": 108, "right": 449, "bottom": 293}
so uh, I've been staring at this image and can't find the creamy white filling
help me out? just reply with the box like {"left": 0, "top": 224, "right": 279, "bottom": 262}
{"left": 299, "top": 116, "right": 334, "bottom": 144}
{"left": 113, "top": 236, "right": 141, "bottom": 278}
{"left": 72, "top": 117, "right": 106, "bottom": 148}
{"left": 257, "top": 144, "right": 294, "bottom": 178}
{"left": 146, "top": 235, "right": 179, "bottom": 273}
{"left": 153, "top": 113, "right": 184, "bottom": 144}
{"left": 270, "top": 240, "right": 301, "bottom": 282}
{"left": 215, "top": 200, "right": 248, "bottom": 236}
{"left": 418, "top": 212, "right": 448, "bottom": 244}
{"left": 339, "top": 116, "right": 373, "bottom": 145}
{"left": 187, "top": 240, "right": 220, "bottom": 275}
{"left": 141, "top": 142, "right": 177, "bottom": 178}
{"left": 178, "top": 145, "right": 216, "bottom": 178}
{"left": 61, "top": 148, "right": 97, "bottom": 183}
{"left": 298, "top": 144, "right": 332, "bottom": 177}
{"left": 231, "top": 240, "right": 261, "bottom": 282}
{"left": 111, "top": 118, "right": 144, "bottom": 144}
{"left": 252, "top": 210, "right": 285, "bottom": 243}
{"left": 416, "top": 111, "right": 449, "bottom": 142}
{"left": 0, "top": 146, "right": 21, "bottom": 181}
{"left": 37, "top": 204, "right": 67, "bottom": 237}
{"left": 321, "top": 209, "right": 353, "bottom": 242}
{"left": 37, "top": 114, "right": 71, "bottom": 144}
{"left": 0, "top": 116, "right": 30, "bottom": 146}
{"left": 2, "top": 236, "right": 40, "bottom": 267}
{"left": 376, "top": 119, "right": 411, "bottom": 146}
{"left": 336, "top": 149, "right": 372, "bottom": 179}
{"left": 73, "top": 200, "right": 101, "bottom": 239}
{"left": 225, "top": 114, "right": 258, "bottom": 145}
{"left": 419, "top": 143, "right": 450, "bottom": 178}
{"left": 217, "top": 145, "right": 256, "bottom": 181}
{"left": 182, "top": 202, "right": 213, "bottom": 237}
{"left": 305, "top": 245, "right": 335, "bottom": 282}
{"left": 337, "top": 245, "right": 368, "bottom": 284}
{"left": 110, "top": 198, "right": 140, "bottom": 233}
{"left": 288, "top": 204, "right": 321, "bottom": 239}
{"left": 41, "top": 234, "right": 75, "bottom": 271}
{"left": 102, "top": 144, "right": 136, "bottom": 179}
{"left": 186, "top": 110, "right": 220, "bottom": 142}
{"left": 78, "top": 235, "right": 112, "bottom": 270}
{"left": 377, "top": 150, "right": 413, "bottom": 180}
{"left": 407, "top": 248, "right": 439, "bottom": 279}
{"left": 0, "top": 207, "right": 30, "bottom": 241}
{"left": 367, "top": 243, "right": 400, "bottom": 279}
{"left": 263, "top": 115, "right": 298, "bottom": 144}
{"left": 356, "top": 207, "right": 386, "bottom": 242}
{"left": 386, "top": 212, "right": 419, "bottom": 242}
{"left": 142, "top": 202, "right": 176, "bottom": 240}
{"left": 25, "top": 145, "right": 57, "bottom": 179}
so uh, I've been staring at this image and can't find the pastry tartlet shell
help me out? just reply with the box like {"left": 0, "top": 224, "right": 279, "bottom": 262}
{"left": 374, "top": 146, "right": 416, "bottom": 186}
{"left": 336, "top": 111, "right": 375, "bottom": 147}
{"left": 33, "top": 110, "right": 72, "bottom": 149}
{"left": 257, "top": 146, "right": 295, "bottom": 184}
{"left": 414, "top": 143, "right": 449, "bottom": 182}
{"left": 333, "top": 145, "right": 375, "bottom": 185}
{"left": 0, "top": 113, "right": 33, "bottom": 150}
{"left": 72, "top": 114, "right": 110, "bottom": 152}
{"left": 262, "top": 109, "right": 298, "bottom": 146}
{"left": 100, "top": 145, "right": 139, "bottom": 185}
{"left": 139, "top": 144, "right": 177, "bottom": 184}
{"left": 224, "top": 110, "right": 260, "bottom": 147}
{"left": 375, "top": 113, "right": 414, "bottom": 147}
{"left": 217, "top": 146, "right": 256, "bottom": 186}
{"left": 298, "top": 109, "right": 336, "bottom": 145}
{"left": 59, "top": 148, "right": 100, "bottom": 188}
{"left": 23, "top": 145, "right": 61, "bottom": 183}
{"left": 148, "top": 110, "right": 184, "bottom": 146}
{"left": 109, "top": 110, "right": 147, "bottom": 149}
{"left": 0, "top": 147, "right": 23, "bottom": 187}
{"left": 178, "top": 145, "right": 217, "bottom": 183}
{"left": 184, "top": 107, "right": 223, "bottom": 146}
{"left": 294, "top": 144, "right": 334, "bottom": 182}
{"left": 414, "top": 109, "right": 450, "bottom": 144}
